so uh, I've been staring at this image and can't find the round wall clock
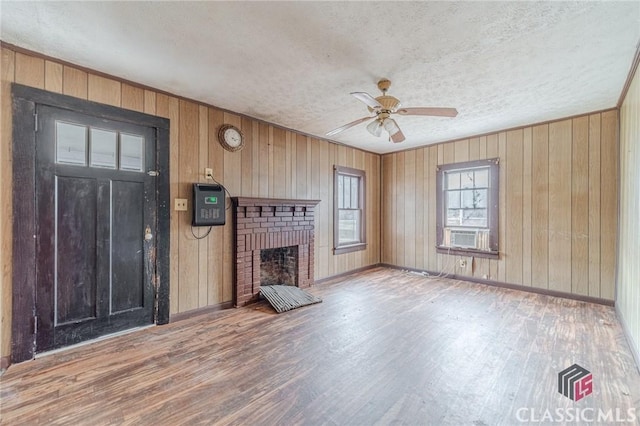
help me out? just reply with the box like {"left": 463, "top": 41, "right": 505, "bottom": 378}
{"left": 218, "top": 124, "right": 244, "bottom": 152}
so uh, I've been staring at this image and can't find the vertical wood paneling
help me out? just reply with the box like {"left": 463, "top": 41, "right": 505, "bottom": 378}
{"left": 427, "top": 146, "right": 438, "bottom": 271}
{"left": 571, "top": 116, "right": 589, "bottom": 296}
{"left": 588, "top": 114, "right": 601, "bottom": 297}
{"left": 44, "top": 61, "right": 63, "bottom": 93}
{"left": 531, "top": 124, "right": 549, "bottom": 289}
{"left": 415, "top": 148, "right": 425, "bottom": 270}
{"left": 296, "top": 135, "right": 308, "bottom": 199}
{"left": 62, "top": 66, "right": 88, "bottom": 99}
{"left": 121, "top": 83, "right": 144, "bottom": 112}
{"left": 198, "top": 106, "right": 209, "bottom": 307}
{"left": 497, "top": 132, "right": 507, "bottom": 283}
{"left": 600, "top": 110, "right": 618, "bottom": 301}
{"left": 178, "top": 100, "right": 199, "bottom": 312}
{"left": 87, "top": 74, "right": 121, "bottom": 107}
{"left": 522, "top": 128, "right": 532, "bottom": 286}
{"left": 404, "top": 152, "right": 416, "bottom": 267}
{"left": 618, "top": 65, "right": 640, "bottom": 362}
{"left": 208, "top": 109, "right": 225, "bottom": 305}
{"left": 548, "top": 120, "right": 572, "bottom": 293}
{"left": 396, "top": 152, "right": 406, "bottom": 266}
{"left": 1, "top": 46, "right": 16, "bottom": 359}
{"left": 505, "top": 130, "right": 523, "bottom": 284}
{"left": 15, "top": 53, "right": 44, "bottom": 89}
{"left": 143, "top": 90, "right": 156, "bottom": 115}
{"left": 241, "top": 117, "right": 254, "bottom": 196}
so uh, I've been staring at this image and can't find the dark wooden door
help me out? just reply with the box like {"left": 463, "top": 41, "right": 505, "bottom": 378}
{"left": 35, "top": 105, "right": 157, "bottom": 352}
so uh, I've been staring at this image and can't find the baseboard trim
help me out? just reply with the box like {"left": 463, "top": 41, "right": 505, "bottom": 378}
{"left": 1, "top": 355, "right": 10, "bottom": 371}
{"left": 615, "top": 305, "right": 640, "bottom": 374}
{"left": 379, "top": 263, "right": 615, "bottom": 307}
{"left": 170, "top": 301, "right": 234, "bottom": 323}
{"left": 314, "top": 264, "right": 381, "bottom": 285}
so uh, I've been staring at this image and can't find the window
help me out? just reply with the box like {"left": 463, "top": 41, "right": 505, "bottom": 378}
{"left": 334, "top": 165, "right": 366, "bottom": 254}
{"left": 436, "top": 158, "right": 499, "bottom": 258}
{"left": 55, "top": 120, "right": 145, "bottom": 172}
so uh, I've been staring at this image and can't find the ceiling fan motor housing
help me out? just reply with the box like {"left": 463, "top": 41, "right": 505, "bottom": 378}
{"left": 368, "top": 95, "right": 401, "bottom": 113}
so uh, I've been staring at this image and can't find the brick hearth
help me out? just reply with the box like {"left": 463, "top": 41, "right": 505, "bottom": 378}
{"left": 232, "top": 197, "right": 321, "bottom": 307}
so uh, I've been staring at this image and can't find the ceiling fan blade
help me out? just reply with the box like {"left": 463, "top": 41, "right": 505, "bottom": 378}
{"left": 351, "top": 92, "right": 383, "bottom": 110}
{"left": 390, "top": 124, "right": 405, "bottom": 143}
{"left": 325, "top": 116, "right": 373, "bottom": 137}
{"left": 395, "top": 107, "right": 458, "bottom": 117}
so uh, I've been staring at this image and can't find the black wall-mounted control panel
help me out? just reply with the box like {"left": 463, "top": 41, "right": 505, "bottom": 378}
{"left": 192, "top": 183, "right": 226, "bottom": 226}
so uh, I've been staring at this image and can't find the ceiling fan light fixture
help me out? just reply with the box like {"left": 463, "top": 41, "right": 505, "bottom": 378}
{"left": 366, "top": 119, "right": 383, "bottom": 137}
{"left": 382, "top": 118, "right": 399, "bottom": 135}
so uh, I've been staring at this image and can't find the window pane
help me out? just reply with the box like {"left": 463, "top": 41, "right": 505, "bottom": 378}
{"left": 90, "top": 128, "right": 117, "bottom": 168}
{"left": 475, "top": 169, "right": 489, "bottom": 187}
{"left": 343, "top": 176, "right": 351, "bottom": 209}
{"left": 338, "top": 209, "right": 360, "bottom": 244}
{"left": 462, "top": 190, "right": 476, "bottom": 208}
{"left": 461, "top": 171, "right": 474, "bottom": 189}
{"left": 120, "top": 133, "right": 144, "bottom": 171}
{"left": 447, "top": 191, "right": 461, "bottom": 209}
{"left": 475, "top": 189, "right": 487, "bottom": 208}
{"left": 338, "top": 175, "right": 344, "bottom": 208}
{"left": 460, "top": 209, "right": 487, "bottom": 227}
{"left": 447, "top": 172, "right": 460, "bottom": 189}
{"left": 351, "top": 177, "right": 359, "bottom": 208}
{"left": 447, "top": 209, "right": 462, "bottom": 226}
{"left": 56, "top": 121, "right": 87, "bottom": 165}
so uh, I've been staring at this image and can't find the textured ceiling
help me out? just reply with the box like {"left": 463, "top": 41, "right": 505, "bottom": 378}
{"left": 1, "top": 1, "right": 639, "bottom": 154}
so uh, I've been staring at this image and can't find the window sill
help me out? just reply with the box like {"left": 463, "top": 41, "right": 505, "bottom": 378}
{"left": 436, "top": 246, "right": 499, "bottom": 259}
{"left": 334, "top": 243, "right": 367, "bottom": 255}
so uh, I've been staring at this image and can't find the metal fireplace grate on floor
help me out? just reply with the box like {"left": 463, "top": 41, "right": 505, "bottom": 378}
{"left": 259, "top": 285, "right": 322, "bottom": 313}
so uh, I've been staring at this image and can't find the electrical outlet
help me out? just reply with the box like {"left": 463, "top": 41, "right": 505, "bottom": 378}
{"left": 459, "top": 259, "right": 467, "bottom": 268}
{"left": 205, "top": 168, "right": 213, "bottom": 180}
{"left": 175, "top": 198, "right": 188, "bottom": 211}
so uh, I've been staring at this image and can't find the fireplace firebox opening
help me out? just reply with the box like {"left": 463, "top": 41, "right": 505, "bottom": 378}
{"left": 261, "top": 246, "right": 298, "bottom": 286}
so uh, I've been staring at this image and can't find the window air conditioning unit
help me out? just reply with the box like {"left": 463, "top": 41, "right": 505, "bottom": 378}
{"left": 450, "top": 229, "right": 478, "bottom": 249}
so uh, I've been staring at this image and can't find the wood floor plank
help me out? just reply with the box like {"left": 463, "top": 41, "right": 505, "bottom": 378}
{"left": 1, "top": 267, "right": 639, "bottom": 425}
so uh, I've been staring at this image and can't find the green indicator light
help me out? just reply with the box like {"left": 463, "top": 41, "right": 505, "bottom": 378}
{"left": 204, "top": 196, "right": 218, "bottom": 204}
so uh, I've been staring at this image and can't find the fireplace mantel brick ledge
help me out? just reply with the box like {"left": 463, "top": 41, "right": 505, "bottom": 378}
{"left": 232, "top": 197, "right": 321, "bottom": 307}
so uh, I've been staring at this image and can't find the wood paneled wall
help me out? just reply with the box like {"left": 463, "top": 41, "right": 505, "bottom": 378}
{"left": 617, "top": 63, "right": 640, "bottom": 363}
{"left": 381, "top": 110, "right": 619, "bottom": 300}
{"left": 0, "top": 46, "right": 381, "bottom": 360}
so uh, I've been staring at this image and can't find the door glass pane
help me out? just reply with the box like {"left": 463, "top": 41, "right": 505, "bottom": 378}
{"left": 90, "top": 128, "right": 117, "bottom": 169}
{"left": 56, "top": 121, "right": 87, "bottom": 165}
{"left": 120, "top": 133, "right": 144, "bottom": 171}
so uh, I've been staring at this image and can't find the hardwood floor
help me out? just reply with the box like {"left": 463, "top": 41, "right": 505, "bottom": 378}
{"left": 1, "top": 267, "right": 639, "bottom": 425}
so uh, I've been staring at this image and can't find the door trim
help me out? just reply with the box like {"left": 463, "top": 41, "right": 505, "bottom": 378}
{"left": 11, "top": 83, "right": 170, "bottom": 363}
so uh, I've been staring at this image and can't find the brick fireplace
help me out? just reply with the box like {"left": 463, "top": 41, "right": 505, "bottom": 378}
{"left": 232, "top": 197, "right": 320, "bottom": 307}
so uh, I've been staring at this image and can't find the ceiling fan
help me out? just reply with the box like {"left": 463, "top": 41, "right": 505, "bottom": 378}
{"left": 326, "top": 79, "right": 458, "bottom": 143}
